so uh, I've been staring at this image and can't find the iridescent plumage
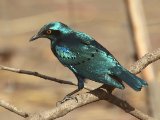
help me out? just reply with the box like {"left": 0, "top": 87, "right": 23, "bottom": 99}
{"left": 30, "top": 22, "right": 148, "bottom": 101}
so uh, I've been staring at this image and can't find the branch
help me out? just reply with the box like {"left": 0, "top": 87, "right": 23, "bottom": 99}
{"left": 0, "top": 48, "right": 160, "bottom": 120}
{"left": 27, "top": 88, "right": 155, "bottom": 120}
{"left": 27, "top": 48, "right": 160, "bottom": 120}
{"left": 130, "top": 48, "right": 160, "bottom": 74}
{"left": 0, "top": 100, "right": 29, "bottom": 118}
{"left": 0, "top": 65, "right": 92, "bottom": 91}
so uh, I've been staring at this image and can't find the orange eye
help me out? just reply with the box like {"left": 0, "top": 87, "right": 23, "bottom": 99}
{"left": 46, "top": 30, "right": 52, "bottom": 34}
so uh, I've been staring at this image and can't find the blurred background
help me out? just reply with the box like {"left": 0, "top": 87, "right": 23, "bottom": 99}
{"left": 0, "top": 0, "right": 160, "bottom": 120}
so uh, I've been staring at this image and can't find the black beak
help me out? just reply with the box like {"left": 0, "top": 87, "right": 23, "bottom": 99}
{"left": 29, "top": 34, "right": 40, "bottom": 42}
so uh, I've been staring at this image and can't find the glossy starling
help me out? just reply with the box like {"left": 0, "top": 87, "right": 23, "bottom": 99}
{"left": 30, "top": 22, "right": 148, "bottom": 102}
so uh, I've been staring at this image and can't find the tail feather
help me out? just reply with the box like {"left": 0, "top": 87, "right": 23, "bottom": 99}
{"left": 110, "top": 66, "right": 148, "bottom": 91}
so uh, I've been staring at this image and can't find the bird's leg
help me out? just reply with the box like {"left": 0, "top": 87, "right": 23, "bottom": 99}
{"left": 58, "top": 74, "right": 84, "bottom": 104}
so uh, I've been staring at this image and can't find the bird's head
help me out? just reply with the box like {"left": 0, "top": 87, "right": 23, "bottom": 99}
{"left": 30, "top": 22, "right": 72, "bottom": 42}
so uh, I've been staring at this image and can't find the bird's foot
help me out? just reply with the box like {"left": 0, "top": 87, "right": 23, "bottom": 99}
{"left": 56, "top": 95, "right": 74, "bottom": 106}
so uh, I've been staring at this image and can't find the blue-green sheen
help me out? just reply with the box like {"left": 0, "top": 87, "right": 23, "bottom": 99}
{"left": 31, "top": 21, "right": 148, "bottom": 91}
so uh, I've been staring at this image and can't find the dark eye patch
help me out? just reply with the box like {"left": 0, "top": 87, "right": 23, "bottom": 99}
{"left": 42, "top": 29, "right": 61, "bottom": 36}
{"left": 53, "top": 30, "right": 61, "bottom": 36}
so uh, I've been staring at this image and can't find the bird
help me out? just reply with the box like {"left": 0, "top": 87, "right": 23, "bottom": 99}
{"left": 30, "top": 21, "right": 148, "bottom": 103}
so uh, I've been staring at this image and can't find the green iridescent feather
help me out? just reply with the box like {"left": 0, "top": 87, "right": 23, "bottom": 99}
{"left": 30, "top": 22, "right": 148, "bottom": 91}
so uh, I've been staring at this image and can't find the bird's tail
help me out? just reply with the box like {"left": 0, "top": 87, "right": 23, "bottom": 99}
{"left": 111, "top": 66, "right": 148, "bottom": 91}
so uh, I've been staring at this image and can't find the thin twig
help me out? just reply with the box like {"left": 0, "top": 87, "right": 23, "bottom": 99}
{"left": 0, "top": 100, "right": 29, "bottom": 118}
{"left": 130, "top": 48, "right": 160, "bottom": 74}
{"left": 0, "top": 65, "right": 92, "bottom": 91}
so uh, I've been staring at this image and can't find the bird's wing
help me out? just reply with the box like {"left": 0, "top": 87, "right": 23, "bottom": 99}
{"left": 59, "top": 31, "right": 120, "bottom": 68}
{"left": 75, "top": 31, "right": 118, "bottom": 61}
{"left": 89, "top": 40, "right": 118, "bottom": 61}
{"left": 76, "top": 32, "right": 120, "bottom": 66}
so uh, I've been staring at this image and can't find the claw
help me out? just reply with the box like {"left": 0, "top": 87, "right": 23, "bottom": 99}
{"left": 57, "top": 95, "right": 74, "bottom": 106}
{"left": 56, "top": 88, "right": 81, "bottom": 106}
{"left": 62, "top": 95, "right": 74, "bottom": 103}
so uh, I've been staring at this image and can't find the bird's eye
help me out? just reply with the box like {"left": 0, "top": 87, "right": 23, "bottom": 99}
{"left": 46, "top": 30, "right": 52, "bottom": 35}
